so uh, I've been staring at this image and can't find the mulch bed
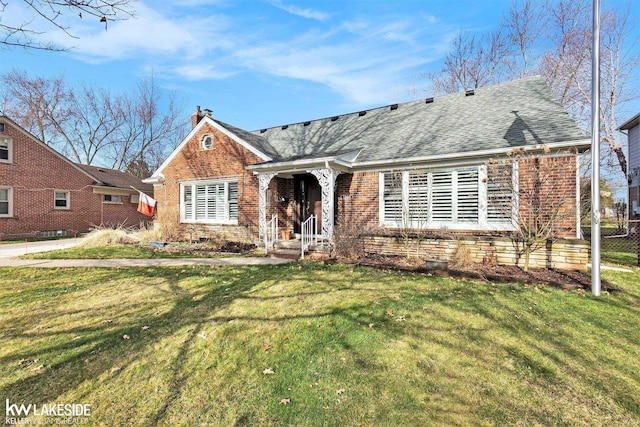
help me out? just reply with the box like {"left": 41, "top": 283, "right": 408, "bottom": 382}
{"left": 353, "top": 255, "right": 617, "bottom": 292}
{"left": 219, "top": 241, "right": 256, "bottom": 253}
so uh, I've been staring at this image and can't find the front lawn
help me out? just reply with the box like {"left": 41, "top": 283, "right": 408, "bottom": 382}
{"left": 1, "top": 263, "right": 638, "bottom": 426}
{"left": 19, "top": 243, "right": 258, "bottom": 260}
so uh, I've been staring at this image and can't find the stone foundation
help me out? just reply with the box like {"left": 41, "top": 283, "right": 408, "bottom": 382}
{"left": 363, "top": 234, "right": 589, "bottom": 270}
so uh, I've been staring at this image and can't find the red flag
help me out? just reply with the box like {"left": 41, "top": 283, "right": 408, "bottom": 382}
{"left": 137, "top": 192, "right": 156, "bottom": 216}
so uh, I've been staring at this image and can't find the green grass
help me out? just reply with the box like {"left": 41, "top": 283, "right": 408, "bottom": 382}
{"left": 600, "top": 237, "right": 640, "bottom": 268}
{"left": 19, "top": 244, "right": 236, "bottom": 259}
{"left": 1, "top": 263, "right": 639, "bottom": 426}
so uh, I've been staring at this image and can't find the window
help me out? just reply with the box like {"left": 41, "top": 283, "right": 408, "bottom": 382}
{"left": 181, "top": 180, "right": 238, "bottom": 224}
{"left": 103, "top": 194, "right": 122, "bottom": 203}
{"left": 202, "top": 135, "right": 213, "bottom": 150}
{"left": 0, "top": 123, "right": 5, "bottom": 132}
{"left": 0, "top": 187, "right": 12, "bottom": 217}
{"left": 381, "top": 164, "right": 514, "bottom": 230}
{"left": 487, "top": 163, "right": 515, "bottom": 224}
{"left": 54, "top": 191, "right": 70, "bottom": 209}
{"left": 0, "top": 137, "right": 11, "bottom": 163}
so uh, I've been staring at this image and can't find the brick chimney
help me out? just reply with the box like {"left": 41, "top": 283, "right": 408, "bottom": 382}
{"left": 191, "top": 105, "right": 205, "bottom": 128}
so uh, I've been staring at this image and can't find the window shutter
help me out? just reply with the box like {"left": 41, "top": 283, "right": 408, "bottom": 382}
{"left": 456, "top": 169, "right": 478, "bottom": 222}
{"left": 408, "top": 170, "right": 430, "bottom": 224}
{"left": 487, "top": 163, "right": 514, "bottom": 223}
{"left": 228, "top": 182, "right": 238, "bottom": 220}
{"left": 383, "top": 173, "right": 403, "bottom": 224}
{"left": 183, "top": 185, "right": 193, "bottom": 220}
{"left": 431, "top": 171, "right": 453, "bottom": 221}
{"left": 0, "top": 188, "right": 9, "bottom": 215}
{"left": 195, "top": 185, "right": 206, "bottom": 219}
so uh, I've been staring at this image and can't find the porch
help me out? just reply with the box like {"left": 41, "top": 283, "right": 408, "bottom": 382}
{"left": 257, "top": 168, "right": 339, "bottom": 258}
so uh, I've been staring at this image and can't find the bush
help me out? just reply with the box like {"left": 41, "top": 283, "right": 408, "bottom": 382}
{"left": 333, "top": 222, "right": 370, "bottom": 260}
{"left": 80, "top": 225, "right": 162, "bottom": 248}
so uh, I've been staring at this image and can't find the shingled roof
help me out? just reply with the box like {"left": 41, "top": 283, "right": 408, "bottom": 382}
{"left": 239, "top": 76, "right": 587, "bottom": 165}
{"left": 75, "top": 164, "right": 153, "bottom": 194}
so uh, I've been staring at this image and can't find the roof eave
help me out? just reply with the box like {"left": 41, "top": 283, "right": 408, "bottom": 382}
{"left": 351, "top": 139, "right": 591, "bottom": 171}
{"left": 619, "top": 113, "right": 640, "bottom": 131}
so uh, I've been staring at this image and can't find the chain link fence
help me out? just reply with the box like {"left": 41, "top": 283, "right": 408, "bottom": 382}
{"left": 582, "top": 219, "right": 640, "bottom": 267}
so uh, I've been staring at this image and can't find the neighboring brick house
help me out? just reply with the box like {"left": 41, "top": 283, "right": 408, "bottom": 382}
{"left": 146, "top": 77, "right": 590, "bottom": 268}
{"left": 619, "top": 113, "right": 640, "bottom": 219}
{"left": 0, "top": 116, "right": 153, "bottom": 240}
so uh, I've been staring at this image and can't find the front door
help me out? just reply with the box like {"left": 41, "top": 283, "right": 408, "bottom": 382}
{"left": 294, "top": 174, "right": 322, "bottom": 234}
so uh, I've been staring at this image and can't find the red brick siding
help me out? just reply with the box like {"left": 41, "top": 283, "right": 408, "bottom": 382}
{"left": 155, "top": 122, "right": 265, "bottom": 242}
{"left": 518, "top": 155, "right": 577, "bottom": 238}
{"left": 336, "top": 172, "right": 379, "bottom": 228}
{"left": 0, "top": 120, "right": 150, "bottom": 240}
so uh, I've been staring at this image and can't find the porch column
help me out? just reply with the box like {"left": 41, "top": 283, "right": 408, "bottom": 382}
{"left": 310, "top": 168, "right": 340, "bottom": 242}
{"left": 258, "top": 172, "right": 276, "bottom": 243}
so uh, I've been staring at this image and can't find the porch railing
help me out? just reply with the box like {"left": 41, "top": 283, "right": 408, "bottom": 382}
{"left": 265, "top": 214, "right": 278, "bottom": 252}
{"left": 301, "top": 214, "right": 317, "bottom": 259}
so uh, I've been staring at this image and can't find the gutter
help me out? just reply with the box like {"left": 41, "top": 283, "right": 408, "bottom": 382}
{"left": 350, "top": 139, "right": 591, "bottom": 171}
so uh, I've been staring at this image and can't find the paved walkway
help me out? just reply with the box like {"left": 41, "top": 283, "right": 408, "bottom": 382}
{"left": 0, "top": 238, "right": 293, "bottom": 267}
{"left": 0, "top": 257, "right": 293, "bottom": 268}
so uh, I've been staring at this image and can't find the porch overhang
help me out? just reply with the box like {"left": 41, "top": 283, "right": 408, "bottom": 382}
{"left": 246, "top": 149, "right": 359, "bottom": 177}
{"left": 250, "top": 151, "right": 359, "bottom": 247}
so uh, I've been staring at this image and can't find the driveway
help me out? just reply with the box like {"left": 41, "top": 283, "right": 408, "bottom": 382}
{"left": 0, "top": 237, "right": 85, "bottom": 258}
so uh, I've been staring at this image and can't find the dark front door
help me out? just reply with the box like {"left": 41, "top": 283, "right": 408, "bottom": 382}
{"left": 294, "top": 174, "right": 322, "bottom": 234}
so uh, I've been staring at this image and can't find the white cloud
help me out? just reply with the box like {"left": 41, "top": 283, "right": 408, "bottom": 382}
{"left": 269, "top": 0, "right": 330, "bottom": 21}
{"left": 53, "top": 3, "right": 231, "bottom": 62}
{"left": 15, "top": 1, "right": 457, "bottom": 106}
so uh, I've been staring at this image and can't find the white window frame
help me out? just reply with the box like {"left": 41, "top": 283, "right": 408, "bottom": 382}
{"left": 54, "top": 190, "right": 70, "bottom": 210}
{"left": 202, "top": 134, "right": 214, "bottom": 150}
{"left": 180, "top": 179, "right": 239, "bottom": 225}
{"left": 0, "top": 186, "right": 12, "bottom": 217}
{"left": 0, "top": 137, "right": 12, "bottom": 163}
{"left": 379, "top": 164, "right": 517, "bottom": 231}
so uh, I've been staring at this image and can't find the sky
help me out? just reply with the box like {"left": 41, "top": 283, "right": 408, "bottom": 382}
{"left": 0, "top": 0, "right": 638, "bottom": 134}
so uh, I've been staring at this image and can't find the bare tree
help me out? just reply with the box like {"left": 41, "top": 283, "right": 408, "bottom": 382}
{"left": 430, "top": 29, "right": 511, "bottom": 93}
{"left": 503, "top": 0, "right": 545, "bottom": 78}
{"left": 541, "top": 1, "right": 638, "bottom": 177}
{"left": 104, "top": 75, "right": 185, "bottom": 177}
{"left": 0, "top": 0, "right": 135, "bottom": 51}
{"left": 0, "top": 69, "right": 182, "bottom": 176}
{"left": 0, "top": 70, "right": 73, "bottom": 146}
{"left": 487, "top": 146, "right": 579, "bottom": 271}
{"left": 430, "top": 0, "right": 639, "bottom": 178}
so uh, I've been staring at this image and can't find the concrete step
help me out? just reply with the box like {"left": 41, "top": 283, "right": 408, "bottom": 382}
{"left": 268, "top": 248, "right": 301, "bottom": 260}
{"left": 275, "top": 239, "right": 330, "bottom": 252}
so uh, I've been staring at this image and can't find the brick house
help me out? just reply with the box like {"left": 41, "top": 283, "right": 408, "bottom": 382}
{"left": 146, "top": 77, "right": 591, "bottom": 268}
{"left": 0, "top": 116, "right": 153, "bottom": 239}
{"left": 619, "top": 113, "right": 640, "bottom": 219}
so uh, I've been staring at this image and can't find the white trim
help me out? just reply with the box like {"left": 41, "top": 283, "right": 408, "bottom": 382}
{"left": 0, "top": 186, "right": 13, "bottom": 217}
{"left": 576, "top": 155, "right": 581, "bottom": 238}
{"left": 179, "top": 179, "right": 239, "bottom": 225}
{"left": 0, "top": 136, "right": 12, "bottom": 163}
{"left": 53, "top": 189, "right": 70, "bottom": 210}
{"left": 202, "top": 134, "right": 214, "bottom": 150}
{"left": 91, "top": 186, "right": 137, "bottom": 196}
{"left": 378, "top": 164, "right": 518, "bottom": 231}
{"left": 151, "top": 117, "right": 272, "bottom": 180}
